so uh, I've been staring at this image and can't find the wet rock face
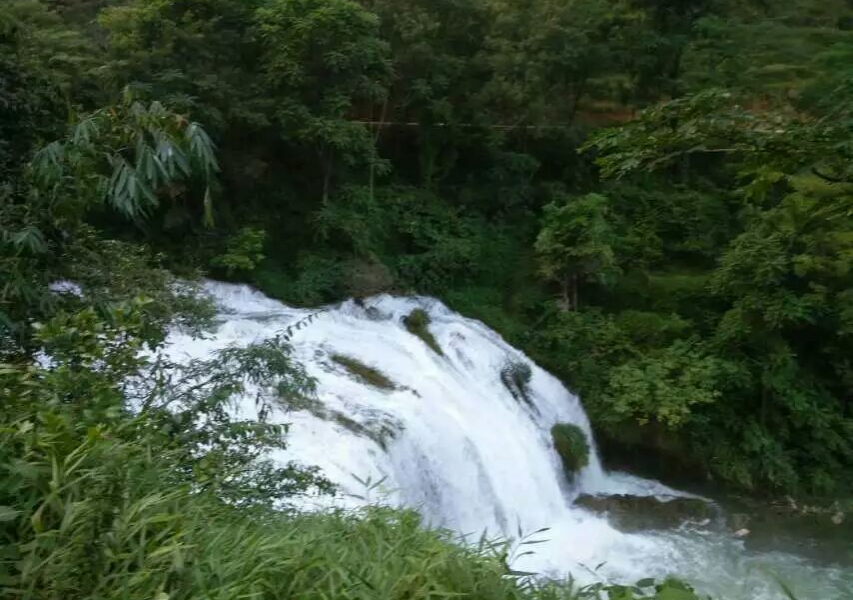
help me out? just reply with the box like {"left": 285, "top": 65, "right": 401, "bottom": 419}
{"left": 575, "top": 494, "right": 718, "bottom": 532}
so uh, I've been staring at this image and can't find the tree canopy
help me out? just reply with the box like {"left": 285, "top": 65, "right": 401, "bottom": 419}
{"left": 3, "top": 0, "right": 852, "bottom": 503}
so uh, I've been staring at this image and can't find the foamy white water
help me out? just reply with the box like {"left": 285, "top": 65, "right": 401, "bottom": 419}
{"left": 163, "top": 281, "right": 852, "bottom": 600}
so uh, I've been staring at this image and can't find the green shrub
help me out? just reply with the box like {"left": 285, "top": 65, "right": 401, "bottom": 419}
{"left": 404, "top": 308, "right": 443, "bottom": 355}
{"left": 210, "top": 226, "right": 267, "bottom": 276}
{"left": 253, "top": 253, "right": 345, "bottom": 306}
{"left": 332, "top": 353, "right": 396, "bottom": 390}
{"left": 551, "top": 423, "right": 591, "bottom": 475}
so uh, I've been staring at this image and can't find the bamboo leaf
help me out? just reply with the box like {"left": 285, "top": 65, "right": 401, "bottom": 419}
{"left": 0, "top": 506, "right": 21, "bottom": 522}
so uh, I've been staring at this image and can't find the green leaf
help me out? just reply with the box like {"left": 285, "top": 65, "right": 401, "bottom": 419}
{"left": 770, "top": 574, "right": 800, "bottom": 600}
{"left": 656, "top": 585, "right": 698, "bottom": 600}
{"left": 0, "top": 506, "right": 21, "bottom": 522}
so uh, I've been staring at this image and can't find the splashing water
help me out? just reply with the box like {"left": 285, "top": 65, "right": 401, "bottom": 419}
{"left": 163, "top": 282, "right": 852, "bottom": 600}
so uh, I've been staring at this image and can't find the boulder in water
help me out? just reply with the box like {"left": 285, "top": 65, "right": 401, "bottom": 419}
{"left": 500, "top": 360, "right": 533, "bottom": 407}
{"left": 729, "top": 512, "right": 751, "bottom": 531}
{"left": 575, "top": 493, "right": 717, "bottom": 532}
{"left": 344, "top": 258, "right": 395, "bottom": 297}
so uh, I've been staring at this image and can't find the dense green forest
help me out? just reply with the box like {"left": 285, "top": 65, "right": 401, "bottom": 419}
{"left": 1, "top": 0, "right": 852, "bottom": 596}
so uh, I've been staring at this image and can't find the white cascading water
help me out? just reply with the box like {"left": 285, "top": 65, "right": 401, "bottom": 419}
{"left": 164, "top": 282, "right": 851, "bottom": 600}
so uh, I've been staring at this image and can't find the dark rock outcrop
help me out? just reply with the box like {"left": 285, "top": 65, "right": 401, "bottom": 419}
{"left": 575, "top": 494, "right": 718, "bottom": 532}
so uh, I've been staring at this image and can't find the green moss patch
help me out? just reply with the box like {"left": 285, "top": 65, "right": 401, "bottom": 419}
{"left": 403, "top": 309, "right": 443, "bottom": 355}
{"left": 332, "top": 354, "right": 396, "bottom": 390}
{"left": 551, "top": 423, "right": 590, "bottom": 476}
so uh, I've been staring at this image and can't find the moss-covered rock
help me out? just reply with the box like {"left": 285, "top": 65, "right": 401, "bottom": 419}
{"left": 551, "top": 423, "right": 590, "bottom": 475}
{"left": 500, "top": 360, "right": 533, "bottom": 406}
{"left": 343, "top": 258, "right": 395, "bottom": 298}
{"left": 330, "top": 412, "right": 400, "bottom": 451}
{"left": 332, "top": 354, "right": 396, "bottom": 390}
{"left": 280, "top": 387, "right": 401, "bottom": 451}
{"left": 403, "top": 309, "right": 443, "bottom": 355}
{"left": 575, "top": 494, "right": 717, "bottom": 532}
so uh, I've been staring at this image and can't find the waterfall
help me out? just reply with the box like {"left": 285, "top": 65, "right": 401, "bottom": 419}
{"left": 163, "top": 281, "right": 851, "bottom": 600}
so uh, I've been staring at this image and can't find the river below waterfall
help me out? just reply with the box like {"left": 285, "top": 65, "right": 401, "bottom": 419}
{"left": 163, "top": 282, "right": 853, "bottom": 600}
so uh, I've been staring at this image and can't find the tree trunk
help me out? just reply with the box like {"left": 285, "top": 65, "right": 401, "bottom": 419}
{"left": 668, "top": 50, "right": 684, "bottom": 99}
{"left": 559, "top": 273, "right": 579, "bottom": 312}
{"left": 322, "top": 153, "right": 334, "bottom": 204}
{"left": 369, "top": 97, "right": 389, "bottom": 203}
{"left": 560, "top": 275, "right": 571, "bottom": 312}
{"left": 572, "top": 273, "right": 579, "bottom": 311}
{"left": 420, "top": 131, "right": 437, "bottom": 189}
{"left": 567, "top": 79, "right": 587, "bottom": 126}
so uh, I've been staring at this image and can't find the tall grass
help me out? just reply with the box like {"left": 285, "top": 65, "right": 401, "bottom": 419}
{"left": 0, "top": 405, "right": 707, "bottom": 600}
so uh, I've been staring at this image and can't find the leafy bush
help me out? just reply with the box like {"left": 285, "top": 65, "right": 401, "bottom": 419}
{"left": 253, "top": 253, "right": 346, "bottom": 306}
{"left": 404, "top": 308, "right": 443, "bottom": 355}
{"left": 31, "top": 93, "right": 218, "bottom": 223}
{"left": 210, "top": 226, "right": 267, "bottom": 275}
{"left": 599, "top": 341, "right": 739, "bottom": 429}
{"left": 536, "top": 192, "right": 619, "bottom": 310}
{"left": 317, "top": 185, "right": 491, "bottom": 294}
{"left": 551, "top": 423, "right": 591, "bottom": 475}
